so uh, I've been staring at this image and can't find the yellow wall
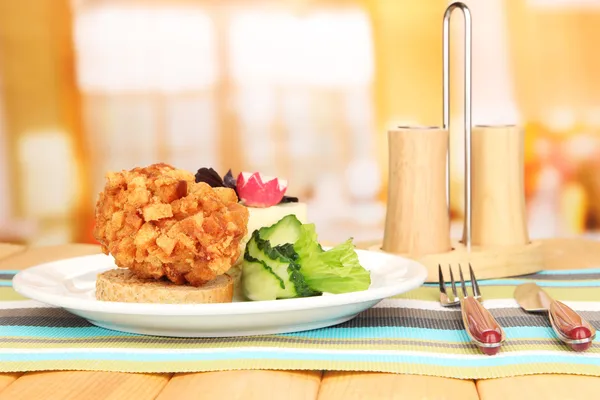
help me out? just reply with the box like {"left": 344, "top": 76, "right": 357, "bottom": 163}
{"left": 0, "top": 0, "right": 89, "bottom": 244}
{"left": 366, "top": 0, "right": 446, "bottom": 195}
{"left": 0, "top": 0, "right": 599, "bottom": 244}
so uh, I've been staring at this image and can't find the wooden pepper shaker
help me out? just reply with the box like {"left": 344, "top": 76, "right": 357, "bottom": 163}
{"left": 464, "top": 124, "right": 530, "bottom": 246}
{"left": 382, "top": 126, "right": 452, "bottom": 257}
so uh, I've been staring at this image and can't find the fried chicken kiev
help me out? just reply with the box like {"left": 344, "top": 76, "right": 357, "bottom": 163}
{"left": 93, "top": 163, "right": 249, "bottom": 287}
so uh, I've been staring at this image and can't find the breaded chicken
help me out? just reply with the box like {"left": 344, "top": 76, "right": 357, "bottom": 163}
{"left": 93, "top": 163, "right": 249, "bottom": 287}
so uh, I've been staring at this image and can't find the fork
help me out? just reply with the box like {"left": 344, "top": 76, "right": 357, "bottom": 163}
{"left": 439, "top": 263, "right": 482, "bottom": 306}
{"left": 438, "top": 264, "right": 506, "bottom": 355}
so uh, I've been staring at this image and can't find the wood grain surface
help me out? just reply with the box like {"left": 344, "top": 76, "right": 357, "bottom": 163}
{"left": 0, "top": 374, "right": 22, "bottom": 393}
{"left": 318, "top": 372, "right": 479, "bottom": 400}
{"left": 0, "top": 372, "right": 170, "bottom": 400}
{"left": 0, "top": 243, "right": 25, "bottom": 260}
{"left": 0, "top": 239, "right": 598, "bottom": 399}
{"left": 0, "top": 243, "right": 101, "bottom": 270}
{"left": 156, "top": 371, "right": 322, "bottom": 400}
{"left": 476, "top": 374, "right": 600, "bottom": 400}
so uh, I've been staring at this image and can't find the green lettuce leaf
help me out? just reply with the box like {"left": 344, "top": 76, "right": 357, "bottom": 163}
{"left": 293, "top": 224, "right": 371, "bottom": 294}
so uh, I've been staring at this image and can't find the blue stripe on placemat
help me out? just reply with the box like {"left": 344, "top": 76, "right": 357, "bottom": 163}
{"left": 423, "top": 279, "right": 600, "bottom": 287}
{"left": 0, "top": 282, "right": 12, "bottom": 287}
{"left": 534, "top": 268, "right": 600, "bottom": 275}
{"left": 2, "top": 350, "right": 600, "bottom": 368}
{"left": 0, "top": 325, "right": 571, "bottom": 342}
{"left": 0, "top": 326, "right": 136, "bottom": 338}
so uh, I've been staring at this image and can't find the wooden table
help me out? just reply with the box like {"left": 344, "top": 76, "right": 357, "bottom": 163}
{"left": 1, "top": 239, "right": 600, "bottom": 400}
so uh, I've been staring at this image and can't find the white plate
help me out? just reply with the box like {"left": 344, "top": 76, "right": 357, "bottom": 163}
{"left": 12, "top": 250, "right": 427, "bottom": 338}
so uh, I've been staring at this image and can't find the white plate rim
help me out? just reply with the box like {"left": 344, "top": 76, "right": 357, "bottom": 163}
{"left": 12, "top": 249, "right": 428, "bottom": 316}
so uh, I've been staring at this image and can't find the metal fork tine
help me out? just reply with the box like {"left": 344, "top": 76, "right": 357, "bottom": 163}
{"left": 458, "top": 264, "right": 468, "bottom": 297}
{"left": 448, "top": 265, "right": 458, "bottom": 299}
{"left": 469, "top": 263, "right": 481, "bottom": 298}
{"left": 438, "top": 264, "right": 447, "bottom": 296}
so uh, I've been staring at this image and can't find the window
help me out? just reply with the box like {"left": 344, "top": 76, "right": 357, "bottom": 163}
{"left": 73, "top": 4, "right": 218, "bottom": 195}
{"left": 229, "top": 9, "right": 375, "bottom": 194}
{"left": 73, "top": 1, "right": 380, "bottom": 241}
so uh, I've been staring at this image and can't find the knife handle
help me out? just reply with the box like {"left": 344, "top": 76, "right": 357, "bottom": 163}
{"left": 549, "top": 300, "right": 595, "bottom": 351}
{"left": 461, "top": 297, "right": 505, "bottom": 355}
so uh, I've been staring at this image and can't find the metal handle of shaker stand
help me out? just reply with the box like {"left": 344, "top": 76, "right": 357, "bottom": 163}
{"left": 443, "top": 2, "right": 472, "bottom": 250}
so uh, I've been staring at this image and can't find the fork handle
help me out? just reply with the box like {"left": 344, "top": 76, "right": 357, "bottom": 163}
{"left": 549, "top": 300, "right": 595, "bottom": 352}
{"left": 461, "top": 297, "right": 505, "bottom": 355}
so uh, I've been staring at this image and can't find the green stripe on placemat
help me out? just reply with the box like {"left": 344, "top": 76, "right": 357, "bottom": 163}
{"left": 1, "top": 269, "right": 600, "bottom": 379}
{"left": 2, "top": 359, "right": 599, "bottom": 378}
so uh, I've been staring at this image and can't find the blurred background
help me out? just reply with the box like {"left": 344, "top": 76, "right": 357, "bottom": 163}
{"left": 0, "top": 0, "right": 599, "bottom": 246}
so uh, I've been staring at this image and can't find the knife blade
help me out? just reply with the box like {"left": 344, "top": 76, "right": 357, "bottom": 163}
{"left": 514, "top": 283, "right": 596, "bottom": 351}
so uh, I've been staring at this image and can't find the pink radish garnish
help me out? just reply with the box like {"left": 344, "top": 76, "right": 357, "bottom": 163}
{"left": 236, "top": 172, "right": 288, "bottom": 208}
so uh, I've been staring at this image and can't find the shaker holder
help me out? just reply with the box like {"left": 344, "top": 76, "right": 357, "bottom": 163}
{"left": 378, "top": 1, "right": 543, "bottom": 282}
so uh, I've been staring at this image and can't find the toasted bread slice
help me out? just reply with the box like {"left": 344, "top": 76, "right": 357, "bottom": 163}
{"left": 96, "top": 268, "right": 233, "bottom": 304}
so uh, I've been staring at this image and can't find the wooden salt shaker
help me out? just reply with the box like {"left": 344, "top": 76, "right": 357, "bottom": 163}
{"left": 467, "top": 125, "right": 530, "bottom": 246}
{"left": 382, "top": 127, "right": 451, "bottom": 257}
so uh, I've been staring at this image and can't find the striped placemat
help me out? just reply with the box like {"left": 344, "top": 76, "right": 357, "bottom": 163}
{"left": 1, "top": 268, "right": 600, "bottom": 379}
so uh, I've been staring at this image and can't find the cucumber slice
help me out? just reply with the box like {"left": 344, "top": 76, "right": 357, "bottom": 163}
{"left": 242, "top": 213, "right": 370, "bottom": 301}
{"left": 241, "top": 230, "right": 319, "bottom": 301}
{"left": 257, "top": 214, "right": 303, "bottom": 246}
{"left": 241, "top": 258, "right": 284, "bottom": 301}
{"left": 244, "top": 235, "right": 297, "bottom": 300}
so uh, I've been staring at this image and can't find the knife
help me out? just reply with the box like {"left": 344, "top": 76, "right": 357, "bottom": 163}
{"left": 514, "top": 283, "right": 596, "bottom": 351}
